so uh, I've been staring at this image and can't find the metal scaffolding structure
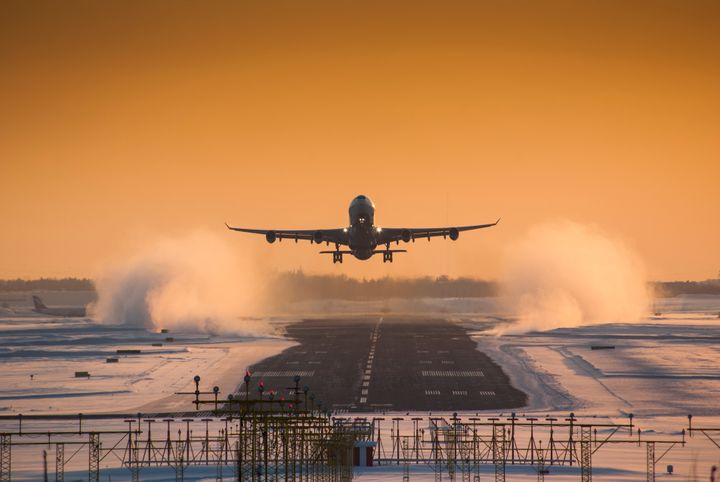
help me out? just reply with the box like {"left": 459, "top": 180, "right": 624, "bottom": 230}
{"left": 0, "top": 375, "right": 356, "bottom": 482}
{"left": 0, "top": 377, "right": 693, "bottom": 482}
{"left": 358, "top": 411, "right": 685, "bottom": 482}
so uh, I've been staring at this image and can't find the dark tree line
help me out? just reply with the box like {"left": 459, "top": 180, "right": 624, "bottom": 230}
{"left": 270, "top": 271, "right": 498, "bottom": 301}
{"left": 0, "top": 277, "right": 95, "bottom": 292}
{"left": 1, "top": 275, "right": 719, "bottom": 299}
{"left": 652, "top": 279, "right": 720, "bottom": 297}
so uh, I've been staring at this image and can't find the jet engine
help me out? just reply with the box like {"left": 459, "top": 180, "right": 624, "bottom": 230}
{"left": 266, "top": 231, "right": 277, "bottom": 243}
{"left": 313, "top": 231, "right": 324, "bottom": 244}
{"left": 401, "top": 229, "right": 412, "bottom": 243}
{"left": 449, "top": 228, "right": 459, "bottom": 241}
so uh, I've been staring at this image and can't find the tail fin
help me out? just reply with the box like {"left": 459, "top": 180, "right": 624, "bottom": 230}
{"left": 32, "top": 295, "right": 47, "bottom": 311}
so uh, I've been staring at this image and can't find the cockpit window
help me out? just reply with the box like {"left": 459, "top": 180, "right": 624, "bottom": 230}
{"left": 356, "top": 195, "right": 366, "bottom": 200}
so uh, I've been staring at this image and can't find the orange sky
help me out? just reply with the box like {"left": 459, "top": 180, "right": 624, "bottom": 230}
{"left": 1, "top": 0, "right": 719, "bottom": 280}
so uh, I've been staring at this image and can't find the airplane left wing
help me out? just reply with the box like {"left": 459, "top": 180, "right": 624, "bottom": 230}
{"left": 225, "top": 223, "right": 349, "bottom": 245}
{"left": 377, "top": 219, "right": 500, "bottom": 245}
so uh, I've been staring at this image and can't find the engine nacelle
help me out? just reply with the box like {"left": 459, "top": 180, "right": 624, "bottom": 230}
{"left": 449, "top": 228, "right": 459, "bottom": 241}
{"left": 266, "top": 231, "right": 277, "bottom": 243}
{"left": 401, "top": 229, "right": 412, "bottom": 243}
{"left": 313, "top": 231, "right": 324, "bottom": 244}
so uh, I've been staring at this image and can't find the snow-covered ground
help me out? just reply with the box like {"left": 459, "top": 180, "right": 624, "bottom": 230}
{"left": 1, "top": 293, "right": 720, "bottom": 480}
{"left": 0, "top": 294, "right": 293, "bottom": 414}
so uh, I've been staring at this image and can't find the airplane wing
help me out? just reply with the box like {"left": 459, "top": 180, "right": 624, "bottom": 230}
{"left": 377, "top": 219, "right": 500, "bottom": 245}
{"left": 225, "top": 223, "right": 349, "bottom": 245}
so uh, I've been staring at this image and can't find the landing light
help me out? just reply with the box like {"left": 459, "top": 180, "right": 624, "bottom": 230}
{"left": 343, "top": 228, "right": 348, "bottom": 233}
{"left": 376, "top": 227, "right": 382, "bottom": 233}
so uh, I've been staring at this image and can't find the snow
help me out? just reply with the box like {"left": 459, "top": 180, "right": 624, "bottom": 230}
{"left": 0, "top": 314, "right": 293, "bottom": 414}
{"left": 2, "top": 293, "right": 720, "bottom": 480}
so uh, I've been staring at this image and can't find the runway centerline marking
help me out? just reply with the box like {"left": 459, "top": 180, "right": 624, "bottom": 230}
{"left": 357, "top": 317, "right": 382, "bottom": 406}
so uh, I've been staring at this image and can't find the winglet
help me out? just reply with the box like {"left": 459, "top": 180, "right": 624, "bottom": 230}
{"left": 495, "top": 218, "right": 501, "bottom": 225}
{"left": 224, "top": 222, "right": 232, "bottom": 230}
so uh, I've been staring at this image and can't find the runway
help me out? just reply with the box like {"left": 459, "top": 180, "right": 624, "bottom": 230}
{"left": 244, "top": 316, "right": 526, "bottom": 411}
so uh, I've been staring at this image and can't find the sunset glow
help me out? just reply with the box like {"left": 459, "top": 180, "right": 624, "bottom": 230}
{"left": 1, "top": 1, "right": 718, "bottom": 279}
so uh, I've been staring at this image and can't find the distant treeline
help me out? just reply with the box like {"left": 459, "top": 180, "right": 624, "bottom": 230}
{"left": 652, "top": 279, "right": 720, "bottom": 297}
{"left": 272, "top": 272, "right": 498, "bottom": 301}
{"left": 0, "top": 277, "right": 95, "bottom": 292}
{"left": 2, "top": 276, "right": 719, "bottom": 299}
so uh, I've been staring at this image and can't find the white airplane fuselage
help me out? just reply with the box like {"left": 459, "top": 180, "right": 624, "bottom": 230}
{"left": 347, "top": 195, "right": 379, "bottom": 260}
{"left": 226, "top": 193, "right": 499, "bottom": 264}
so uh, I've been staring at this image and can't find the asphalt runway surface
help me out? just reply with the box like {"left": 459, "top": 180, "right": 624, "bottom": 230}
{"left": 244, "top": 317, "right": 526, "bottom": 412}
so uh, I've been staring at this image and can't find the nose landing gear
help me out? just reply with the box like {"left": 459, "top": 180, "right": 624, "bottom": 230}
{"left": 333, "top": 251, "right": 343, "bottom": 264}
{"left": 382, "top": 251, "right": 393, "bottom": 263}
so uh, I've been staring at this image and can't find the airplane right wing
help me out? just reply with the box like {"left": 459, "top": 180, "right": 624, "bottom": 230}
{"left": 377, "top": 219, "right": 500, "bottom": 245}
{"left": 225, "top": 224, "right": 349, "bottom": 245}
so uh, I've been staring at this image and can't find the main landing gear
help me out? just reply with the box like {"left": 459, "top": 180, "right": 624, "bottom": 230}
{"left": 383, "top": 243, "right": 393, "bottom": 263}
{"left": 333, "top": 251, "right": 343, "bottom": 264}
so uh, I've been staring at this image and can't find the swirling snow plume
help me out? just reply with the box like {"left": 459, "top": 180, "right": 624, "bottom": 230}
{"left": 498, "top": 220, "right": 648, "bottom": 334}
{"left": 90, "top": 231, "right": 270, "bottom": 335}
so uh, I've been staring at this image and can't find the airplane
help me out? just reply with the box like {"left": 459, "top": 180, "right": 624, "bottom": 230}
{"left": 226, "top": 194, "right": 499, "bottom": 263}
{"left": 32, "top": 295, "right": 87, "bottom": 317}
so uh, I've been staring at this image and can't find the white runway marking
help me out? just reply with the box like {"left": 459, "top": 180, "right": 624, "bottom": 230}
{"left": 357, "top": 317, "right": 382, "bottom": 405}
{"left": 421, "top": 370, "right": 485, "bottom": 377}
{"left": 452, "top": 390, "right": 468, "bottom": 396}
{"left": 253, "top": 370, "right": 315, "bottom": 377}
{"left": 425, "top": 390, "right": 440, "bottom": 395}
{"left": 479, "top": 391, "right": 496, "bottom": 396}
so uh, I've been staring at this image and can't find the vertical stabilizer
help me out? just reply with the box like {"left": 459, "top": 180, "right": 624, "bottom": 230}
{"left": 32, "top": 295, "right": 47, "bottom": 311}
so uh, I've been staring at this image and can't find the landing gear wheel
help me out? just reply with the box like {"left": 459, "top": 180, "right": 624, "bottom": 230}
{"left": 383, "top": 251, "right": 393, "bottom": 263}
{"left": 333, "top": 252, "right": 343, "bottom": 264}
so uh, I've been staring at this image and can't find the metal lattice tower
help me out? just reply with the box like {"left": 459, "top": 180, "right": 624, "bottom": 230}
{"left": 88, "top": 433, "right": 100, "bottom": 482}
{"left": 433, "top": 427, "right": 442, "bottom": 482}
{"left": 646, "top": 442, "right": 655, "bottom": 482}
{"left": 216, "top": 439, "right": 224, "bottom": 481}
{"left": 492, "top": 424, "right": 505, "bottom": 482}
{"left": 0, "top": 434, "right": 10, "bottom": 482}
{"left": 54, "top": 443, "right": 64, "bottom": 482}
{"left": 536, "top": 441, "right": 545, "bottom": 482}
{"left": 579, "top": 426, "right": 592, "bottom": 482}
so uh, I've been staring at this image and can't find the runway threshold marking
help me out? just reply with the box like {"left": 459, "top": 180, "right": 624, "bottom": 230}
{"left": 421, "top": 370, "right": 485, "bottom": 377}
{"left": 253, "top": 370, "right": 316, "bottom": 377}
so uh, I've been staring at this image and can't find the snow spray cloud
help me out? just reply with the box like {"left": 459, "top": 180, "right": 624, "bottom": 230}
{"left": 90, "top": 232, "right": 272, "bottom": 335}
{"left": 497, "top": 220, "right": 648, "bottom": 334}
